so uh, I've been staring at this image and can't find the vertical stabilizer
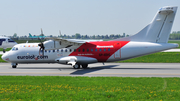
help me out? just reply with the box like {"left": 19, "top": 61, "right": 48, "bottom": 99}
{"left": 115, "top": 6, "right": 177, "bottom": 43}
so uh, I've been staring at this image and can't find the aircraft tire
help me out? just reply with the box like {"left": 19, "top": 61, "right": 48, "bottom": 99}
{"left": 12, "top": 65, "right": 16, "bottom": 68}
{"left": 73, "top": 64, "right": 80, "bottom": 69}
{"left": 82, "top": 64, "right": 88, "bottom": 69}
{"left": 3, "top": 49, "right": 5, "bottom": 53}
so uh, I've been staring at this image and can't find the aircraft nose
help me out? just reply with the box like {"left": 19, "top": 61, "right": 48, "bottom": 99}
{"left": 1, "top": 53, "right": 9, "bottom": 61}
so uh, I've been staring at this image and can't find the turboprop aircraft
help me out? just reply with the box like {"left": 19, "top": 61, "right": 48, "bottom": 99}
{"left": 0, "top": 36, "right": 17, "bottom": 53}
{"left": 1, "top": 6, "right": 179, "bottom": 69}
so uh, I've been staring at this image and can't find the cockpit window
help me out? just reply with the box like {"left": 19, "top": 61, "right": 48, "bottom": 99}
{"left": 8, "top": 38, "right": 15, "bottom": 42}
{"left": 11, "top": 47, "right": 18, "bottom": 51}
{"left": 0, "top": 39, "right": 5, "bottom": 45}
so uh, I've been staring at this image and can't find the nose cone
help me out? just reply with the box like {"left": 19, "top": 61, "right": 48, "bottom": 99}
{"left": 1, "top": 53, "right": 9, "bottom": 61}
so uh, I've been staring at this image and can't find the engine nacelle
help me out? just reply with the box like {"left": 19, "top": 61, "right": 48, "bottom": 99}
{"left": 55, "top": 56, "right": 98, "bottom": 65}
{"left": 43, "top": 40, "right": 65, "bottom": 50}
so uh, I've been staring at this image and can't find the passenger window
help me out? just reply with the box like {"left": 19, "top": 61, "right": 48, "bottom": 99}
{"left": 99, "top": 49, "right": 102, "bottom": 51}
{"left": 83, "top": 49, "right": 85, "bottom": 52}
{"left": 78, "top": 49, "right": 80, "bottom": 52}
{"left": 108, "top": 48, "right": 110, "bottom": 51}
{"left": 65, "top": 49, "right": 67, "bottom": 52}
{"left": 45, "top": 50, "right": 47, "bottom": 53}
{"left": 57, "top": 49, "right": 59, "bottom": 52}
{"left": 49, "top": 50, "right": 51, "bottom": 53}
{"left": 53, "top": 50, "right": 55, "bottom": 52}
{"left": 91, "top": 49, "right": 93, "bottom": 52}
{"left": 87, "top": 49, "right": 89, "bottom": 52}
{"left": 74, "top": 49, "right": 76, "bottom": 52}
{"left": 104, "top": 49, "right": 106, "bottom": 51}
{"left": 69, "top": 49, "right": 72, "bottom": 52}
{"left": 61, "top": 49, "right": 63, "bottom": 52}
{"left": 95, "top": 49, "right": 97, "bottom": 52}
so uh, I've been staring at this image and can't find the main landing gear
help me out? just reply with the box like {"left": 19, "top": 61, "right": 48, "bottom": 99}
{"left": 11, "top": 63, "right": 18, "bottom": 68}
{"left": 73, "top": 64, "right": 88, "bottom": 69}
{"left": 3, "top": 49, "right": 5, "bottom": 53}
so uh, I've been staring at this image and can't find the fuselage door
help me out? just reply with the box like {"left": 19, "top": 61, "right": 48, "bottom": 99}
{"left": 114, "top": 43, "right": 121, "bottom": 58}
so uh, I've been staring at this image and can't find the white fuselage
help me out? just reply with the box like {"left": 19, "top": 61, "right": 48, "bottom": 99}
{"left": 2, "top": 41, "right": 178, "bottom": 64}
{"left": 0, "top": 37, "right": 17, "bottom": 49}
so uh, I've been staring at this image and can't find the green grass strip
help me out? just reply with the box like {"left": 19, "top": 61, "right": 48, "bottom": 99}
{"left": 0, "top": 55, "right": 5, "bottom": 62}
{"left": 0, "top": 76, "right": 180, "bottom": 100}
{"left": 0, "top": 48, "right": 11, "bottom": 52}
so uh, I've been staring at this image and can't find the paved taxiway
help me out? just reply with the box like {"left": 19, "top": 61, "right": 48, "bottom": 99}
{"left": 0, "top": 63, "right": 180, "bottom": 77}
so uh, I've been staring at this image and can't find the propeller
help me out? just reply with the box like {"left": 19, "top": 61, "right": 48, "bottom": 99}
{"left": 38, "top": 28, "right": 45, "bottom": 57}
{"left": 38, "top": 38, "right": 45, "bottom": 57}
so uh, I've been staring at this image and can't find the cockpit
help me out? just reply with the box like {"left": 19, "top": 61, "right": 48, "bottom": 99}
{"left": 11, "top": 47, "right": 18, "bottom": 51}
{"left": 8, "top": 38, "right": 15, "bottom": 42}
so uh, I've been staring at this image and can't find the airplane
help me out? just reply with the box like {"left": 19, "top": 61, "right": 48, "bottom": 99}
{"left": 29, "top": 29, "right": 47, "bottom": 38}
{"left": 1, "top": 6, "right": 179, "bottom": 69}
{"left": 29, "top": 33, "right": 47, "bottom": 38}
{"left": 0, "top": 36, "right": 17, "bottom": 53}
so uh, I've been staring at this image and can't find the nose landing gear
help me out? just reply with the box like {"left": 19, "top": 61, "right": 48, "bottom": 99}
{"left": 11, "top": 63, "right": 18, "bottom": 68}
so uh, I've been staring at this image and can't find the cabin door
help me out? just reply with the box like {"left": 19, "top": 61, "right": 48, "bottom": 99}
{"left": 114, "top": 43, "right": 121, "bottom": 58}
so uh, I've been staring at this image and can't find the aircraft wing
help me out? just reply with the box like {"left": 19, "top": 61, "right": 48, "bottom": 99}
{"left": 43, "top": 37, "right": 87, "bottom": 50}
{"left": 45, "top": 37, "right": 87, "bottom": 44}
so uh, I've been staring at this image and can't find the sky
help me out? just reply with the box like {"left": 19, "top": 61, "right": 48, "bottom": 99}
{"left": 0, "top": 0, "right": 180, "bottom": 36}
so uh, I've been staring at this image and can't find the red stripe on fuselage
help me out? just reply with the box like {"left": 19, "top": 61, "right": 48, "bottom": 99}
{"left": 69, "top": 41, "right": 129, "bottom": 62}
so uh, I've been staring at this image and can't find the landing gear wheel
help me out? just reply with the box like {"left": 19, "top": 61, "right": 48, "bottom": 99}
{"left": 11, "top": 63, "right": 18, "bottom": 68}
{"left": 82, "top": 64, "right": 88, "bottom": 69}
{"left": 3, "top": 49, "right": 5, "bottom": 53}
{"left": 12, "top": 65, "right": 16, "bottom": 68}
{"left": 73, "top": 64, "right": 80, "bottom": 69}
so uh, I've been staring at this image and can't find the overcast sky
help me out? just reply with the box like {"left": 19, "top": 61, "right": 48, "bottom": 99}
{"left": 0, "top": 0, "right": 180, "bottom": 36}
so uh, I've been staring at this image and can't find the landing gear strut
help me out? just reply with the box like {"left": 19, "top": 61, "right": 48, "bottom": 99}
{"left": 3, "top": 49, "right": 5, "bottom": 53}
{"left": 11, "top": 63, "right": 18, "bottom": 68}
{"left": 82, "top": 64, "right": 88, "bottom": 69}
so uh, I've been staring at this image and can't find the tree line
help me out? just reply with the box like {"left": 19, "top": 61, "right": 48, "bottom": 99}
{"left": 59, "top": 33, "right": 129, "bottom": 39}
{"left": 169, "top": 31, "right": 180, "bottom": 40}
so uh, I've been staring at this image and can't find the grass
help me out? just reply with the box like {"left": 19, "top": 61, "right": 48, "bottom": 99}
{"left": 0, "top": 76, "right": 180, "bottom": 100}
{"left": 0, "top": 55, "right": 5, "bottom": 62}
{"left": 15, "top": 40, "right": 41, "bottom": 43}
{"left": 0, "top": 48, "right": 11, "bottom": 52}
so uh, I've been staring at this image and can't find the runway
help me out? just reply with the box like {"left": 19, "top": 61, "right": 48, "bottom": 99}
{"left": 0, "top": 63, "right": 180, "bottom": 77}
